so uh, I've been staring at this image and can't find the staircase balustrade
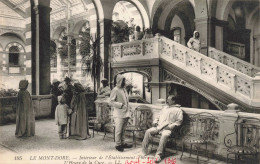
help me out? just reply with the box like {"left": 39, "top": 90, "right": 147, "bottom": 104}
{"left": 208, "top": 47, "right": 260, "bottom": 77}
{"left": 111, "top": 36, "right": 260, "bottom": 107}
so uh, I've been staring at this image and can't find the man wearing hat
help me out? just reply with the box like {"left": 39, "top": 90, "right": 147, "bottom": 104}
{"left": 63, "top": 77, "right": 74, "bottom": 107}
{"left": 50, "top": 79, "right": 62, "bottom": 118}
{"left": 98, "top": 78, "right": 111, "bottom": 97}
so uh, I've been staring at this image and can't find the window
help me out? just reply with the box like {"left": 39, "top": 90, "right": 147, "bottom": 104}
{"left": 173, "top": 27, "right": 181, "bottom": 43}
{"left": 9, "top": 46, "right": 20, "bottom": 66}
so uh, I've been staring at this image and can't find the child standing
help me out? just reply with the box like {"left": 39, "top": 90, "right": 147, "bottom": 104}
{"left": 55, "top": 96, "right": 72, "bottom": 139}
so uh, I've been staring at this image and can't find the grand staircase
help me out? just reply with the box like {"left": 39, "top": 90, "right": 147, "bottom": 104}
{"left": 111, "top": 35, "right": 260, "bottom": 112}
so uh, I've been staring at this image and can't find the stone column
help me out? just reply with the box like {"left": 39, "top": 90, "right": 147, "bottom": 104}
{"left": 75, "top": 39, "right": 82, "bottom": 83}
{"left": 252, "top": 35, "right": 260, "bottom": 66}
{"left": 214, "top": 19, "right": 228, "bottom": 51}
{"left": 25, "top": 7, "right": 32, "bottom": 94}
{"left": 98, "top": 18, "right": 112, "bottom": 81}
{"left": 31, "top": 4, "right": 51, "bottom": 95}
{"left": 194, "top": 17, "right": 214, "bottom": 55}
{"left": 55, "top": 40, "right": 62, "bottom": 81}
{"left": 217, "top": 103, "right": 239, "bottom": 156}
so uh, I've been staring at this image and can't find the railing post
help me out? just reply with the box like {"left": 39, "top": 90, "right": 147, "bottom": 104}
{"left": 141, "top": 41, "right": 144, "bottom": 56}
{"left": 251, "top": 72, "right": 260, "bottom": 106}
{"left": 249, "top": 68, "right": 253, "bottom": 77}
{"left": 221, "top": 53, "right": 225, "bottom": 64}
{"left": 153, "top": 33, "right": 161, "bottom": 58}
{"left": 234, "top": 61, "right": 238, "bottom": 70}
{"left": 231, "top": 74, "right": 236, "bottom": 92}
{"left": 120, "top": 45, "right": 123, "bottom": 58}
{"left": 184, "top": 51, "right": 188, "bottom": 66}
{"left": 198, "top": 58, "right": 202, "bottom": 74}
{"left": 217, "top": 103, "right": 239, "bottom": 157}
{"left": 215, "top": 66, "right": 219, "bottom": 82}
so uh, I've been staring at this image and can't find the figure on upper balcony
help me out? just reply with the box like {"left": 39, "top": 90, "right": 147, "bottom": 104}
{"left": 134, "top": 26, "right": 144, "bottom": 40}
{"left": 143, "top": 28, "right": 153, "bottom": 39}
{"left": 187, "top": 31, "right": 201, "bottom": 52}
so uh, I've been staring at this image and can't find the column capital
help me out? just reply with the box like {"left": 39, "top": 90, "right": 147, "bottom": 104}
{"left": 33, "top": 5, "right": 52, "bottom": 15}
{"left": 98, "top": 18, "right": 113, "bottom": 24}
{"left": 194, "top": 17, "right": 209, "bottom": 24}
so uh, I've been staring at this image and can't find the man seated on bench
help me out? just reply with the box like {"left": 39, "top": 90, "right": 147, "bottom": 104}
{"left": 142, "top": 95, "right": 183, "bottom": 163}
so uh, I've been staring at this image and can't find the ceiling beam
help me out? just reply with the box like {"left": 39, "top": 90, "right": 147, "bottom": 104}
{"left": 0, "top": 0, "right": 26, "bottom": 18}
{"left": 13, "top": 0, "right": 28, "bottom": 9}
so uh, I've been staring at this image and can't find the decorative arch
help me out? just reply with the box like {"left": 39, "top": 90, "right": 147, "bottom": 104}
{"left": 163, "top": 1, "right": 195, "bottom": 42}
{"left": 222, "top": 0, "right": 235, "bottom": 21}
{"left": 126, "top": 0, "right": 150, "bottom": 28}
{"left": 0, "top": 43, "right": 3, "bottom": 52}
{"left": 52, "top": 26, "right": 66, "bottom": 40}
{"left": 0, "top": 32, "right": 26, "bottom": 43}
{"left": 72, "top": 20, "right": 90, "bottom": 35}
{"left": 5, "top": 42, "right": 25, "bottom": 53}
{"left": 163, "top": 69, "right": 227, "bottom": 111}
{"left": 92, "top": 0, "right": 104, "bottom": 20}
{"left": 112, "top": 67, "right": 152, "bottom": 82}
{"left": 246, "top": 6, "right": 260, "bottom": 29}
{"left": 151, "top": 0, "right": 195, "bottom": 37}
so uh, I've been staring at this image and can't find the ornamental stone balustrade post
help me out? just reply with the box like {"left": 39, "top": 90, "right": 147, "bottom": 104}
{"left": 217, "top": 103, "right": 239, "bottom": 157}
{"left": 152, "top": 33, "right": 161, "bottom": 58}
{"left": 252, "top": 72, "right": 260, "bottom": 106}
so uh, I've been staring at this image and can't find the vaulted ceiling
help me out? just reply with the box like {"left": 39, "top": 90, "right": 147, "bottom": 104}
{"left": 0, "top": 0, "right": 84, "bottom": 18}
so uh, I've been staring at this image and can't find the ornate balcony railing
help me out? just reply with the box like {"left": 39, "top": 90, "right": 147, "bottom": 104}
{"left": 111, "top": 38, "right": 159, "bottom": 62}
{"left": 209, "top": 47, "right": 260, "bottom": 77}
{"left": 111, "top": 35, "right": 260, "bottom": 107}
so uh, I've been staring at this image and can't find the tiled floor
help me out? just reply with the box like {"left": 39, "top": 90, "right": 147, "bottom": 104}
{"left": 0, "top": 119, "right": 225, "bottom": 164}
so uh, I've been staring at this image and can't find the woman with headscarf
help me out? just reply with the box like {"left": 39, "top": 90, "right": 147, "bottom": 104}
{"left": 70, "top": 83, "right": 90, "bottom": 140}
{"left": 187, "top": 31, "right": 200, "bottom": 52}
{"left": 15, "top": 80, "right": 35, "bottom": 137}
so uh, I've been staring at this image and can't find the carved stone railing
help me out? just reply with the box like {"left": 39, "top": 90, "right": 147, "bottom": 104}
{"left": 111, "top": 36, "right": 260, "bottom": 107}
{"left": 95, "top": 99, "right": 260, "bottom": 159}
{"left": 159, "top": 36, "right": 260, "bottom": 106}
{"left": 208, "top": 47, "right": 260, "bottom": 77}
{"left": 111, "top": 38, "right": 159, "bottom": 62}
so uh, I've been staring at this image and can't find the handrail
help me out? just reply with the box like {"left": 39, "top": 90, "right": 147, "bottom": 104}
{"left": 111, "top": 36, "right": 260, "bottom": 107}
{"left": 208, "top": 47, "right": 260, "bottom": 77}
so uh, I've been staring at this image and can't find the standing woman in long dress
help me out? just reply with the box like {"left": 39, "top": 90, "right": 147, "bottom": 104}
{"left": 70, "top": 83, "right": 90, "bottom": 140}
{"left": 15, "top": 80, "right": 35, "bottom": 137}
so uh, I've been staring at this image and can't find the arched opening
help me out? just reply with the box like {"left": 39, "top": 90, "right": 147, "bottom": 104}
{"left": 50, "top": 40, "right": 57, "bottom": 68}
{"left": 111, "top": 1, "right": 144, "bottom": 43}
{"left": 152, "top": 0, "right": 195, "bottom": 44}
{"left": 9, "top": 46, "right": 20, "bottom": 66}
{"left": 167, "top": 83, "right": 219, "bottom": 110}
{"left": 223, "top": 0, "right": 259, "bottom": 63}
{"left": 114, "top": 71, "right": 151, "bottom": 104}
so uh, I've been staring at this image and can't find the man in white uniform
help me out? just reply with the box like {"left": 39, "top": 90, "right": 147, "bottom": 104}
{"left": 142, "top": 95, "right": 183, "bottom": 163}
{"left": 187, "top": 31, "right": 201, "bottom": 52}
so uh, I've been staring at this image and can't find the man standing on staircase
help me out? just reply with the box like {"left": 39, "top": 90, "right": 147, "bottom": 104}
{"left": 187, "top": 31, "right": 201, "bottom": 52}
